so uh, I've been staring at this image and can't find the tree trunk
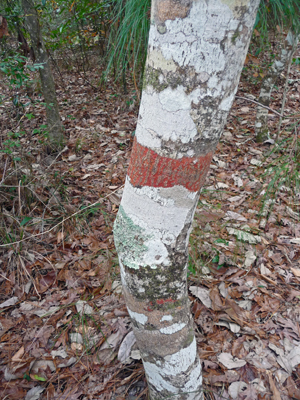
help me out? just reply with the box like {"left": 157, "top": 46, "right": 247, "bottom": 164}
{"left": 114, "top": 1, "right": 259, "bottom": 399}
{"left": 22, "top": 0, "right": 64, "bottom": 149}
{"left": 255, "top": 29, "right": 299, "bottom": 143}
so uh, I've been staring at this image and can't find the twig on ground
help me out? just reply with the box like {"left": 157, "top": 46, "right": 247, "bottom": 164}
{"left": 235, "top": 96, "right": 283, "bottom": 117}
{"left": 0, "top": 273, "right": 11, "bottom": 282}
{"left": 45, "top": 146, "right": 68, "bottom": 170}
{"left": 19, "top": 255, "right": 41, "bottom": 299}
{"left": 0, "top": 158, "right": 8, "bottom": 185}
{"left": 18, "top": 180, "right": 22, "bottom": 215}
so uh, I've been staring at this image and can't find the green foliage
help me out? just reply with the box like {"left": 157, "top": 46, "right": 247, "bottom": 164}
{"left": 293, "top": 57, "right": 300, "bottom": 65}
{"left": 105, "top": 0, "right": 150, "bottom": 84}
{"left": 262, "top": 131, "right": 300, "bottom": 205}
{"left": 32, "top": 124, "right": 48, "bottom": 137}
{"left": 79, "top": 203, "right": 102, "bottom": 219}
{"left": 20, "top": 216, "right": 33, "bottom": 226}
{"left": 0, "top": 54, "right": 43, "bottom": 89}
{"left": 188, "top": 222, "right": 211, "bottom": 277}
{"left": 255, "top": 0, "right": 300, "bottom": 48}
{"left": 23, "top": 373, "right": 31, "bottom": 382}
{"left": 25, "top": 112, "right": 34, "bottom": 120}
{"left": 41, "top": 0, "right": 110, "bottom": 52}
{"left": 105, "top": 0, "right": 300, "bottom": 86}
{"left": 33, "top": 375, "right": 47, "bottom": 382}
{"left": 0, "top": 0, "right": 23, "bottom": 32}
{"left": 0, "top": 131, "right": 25, "bottom": 156}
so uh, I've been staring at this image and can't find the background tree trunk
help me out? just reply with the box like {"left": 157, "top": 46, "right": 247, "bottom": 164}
{"left": 114, "top": 1, "right": 260, "bottom": 399}
{"left": 22, "top": 0, "right": 64, "bottom": 149}
{"left": 255, "top": 29, "right": 299, "bottom": 143}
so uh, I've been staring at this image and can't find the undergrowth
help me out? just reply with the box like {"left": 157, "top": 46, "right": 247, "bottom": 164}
{"left": 262, "top": 127, "right": 300, "bottom": 202}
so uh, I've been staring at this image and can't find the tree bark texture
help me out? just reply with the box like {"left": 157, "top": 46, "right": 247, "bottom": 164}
{"left": 114, "top": 1, "right": 260, "bottom": 399}
{"left": 255, "top": 29, "right": 299, "bottom": 143}
{"left": 22, "top": 0, "right": 64, "bottom": 148}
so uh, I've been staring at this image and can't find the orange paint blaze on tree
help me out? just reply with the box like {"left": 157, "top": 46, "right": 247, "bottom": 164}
{"left": 128, "top": 138, "right": 213, "bottom": 192}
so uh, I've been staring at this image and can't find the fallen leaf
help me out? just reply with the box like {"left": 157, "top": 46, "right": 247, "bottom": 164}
{"left": 4, "top": 367, "right": 18, "bottom": 381}
{"left": 243, "top": 250, "right": 257, "bottom": 268}
{"left": 242, "top": 384, "right": 259, "bottom": 400}
{"left": 71, "top": 342, "right": 83, "bottom": 351}
{"left": 291, "top": 267, "right": 300, "bottom": 277}
{"left": 290, "top": 238, "right": 300, "bottom": 244}
{"left": 57, "top": 231, "right": 64, "bottom": 244}
{"left": 216, "top": 182, "right": 229, "bottom": 189}
{"left": 286, "top": 207, "right": 299, "bottom": 220}
{"left": 190, "top": 286, "right": 212, "bottom": 308}
{"left": 70, "top": 332, "right": 83, "bottom": 344}
{"left": 250, "top": 158, "right": 262, "bottom": 166}
{"left": 232, "top": 175, "right": 243, "bottom": 187}
{"left": 31, "top": 359, "right": 56, "bottom": 373}
{"left": 226, "top": 228, "right": 261, "bottom": 244}
{"left": 240, "top": 107, "right": 250, "bottom": 113}
{"left": 25, "top": 386, "right": 45, "bottom": 400}
{"left": 260, "top": 264, "right": 271, "bottom": 275}
{"left": 68, "top": 154, "right": 78, "bottom": 161}
{"left": 217, "top": 352, "right": 246, "bottom": 369}
{"left": 0, "top": 296, "right": 18, "bottom": 308}
{"left": 225, "top": 211, "right": 247, "bottom": 222}
{"left": 287, "top": 344, "right": 300, "bottom": 369}
{"left": 228, "top": 381, "right": 248, "bottom": 399}
{"left": 227, "top": 195, "right": 244, "bottom": 202}
{"left": 57, "top": 357, "right": 76, "bottom": 368}
{"left": 215, "top": 320, "right": 240, "bottom": 333}
{"left": 12, "top": 346, "right": 25, "bottom": 362}
{"left": 286, "top": 377, "right": 300, "bottom": 399}
{"left": 109, "top": 193, "right": 121, "bottom": 205}
{"left": 268, "top": 371, "right": 281, "bottom": 400}
{"left": 207, "top": 370, "right": 239, "bottom": 384}
{"left": 118, "top": 331, "right": 136, "bottom": 364}
{"left": 75, "top": 300, "right": 93, "bottom": 315}
{"left": 51, "top": 348, "right": 68, "bottom": 359}
{"left": 100, "top": 330, "right": 124, "bottom": 351}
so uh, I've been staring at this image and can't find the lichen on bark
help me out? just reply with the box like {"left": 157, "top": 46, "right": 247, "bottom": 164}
{"left": 114, "top": 205, "right": 153, "bottom": 270}
{"left": 122, "top": 259, "right": 187, "bottom": 303}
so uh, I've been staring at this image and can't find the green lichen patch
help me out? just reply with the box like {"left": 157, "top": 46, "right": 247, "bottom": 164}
{"left": 182, "top": 328, "right": 195, "bottom": 348}
{"left": 231, "top": 28, "right": 240, "bottom": 44}
{"left": 143, "top": 66, "right": 168, "bottom": 92}
{"left": 114, "top": 205, "right": 152, "bottom": 270}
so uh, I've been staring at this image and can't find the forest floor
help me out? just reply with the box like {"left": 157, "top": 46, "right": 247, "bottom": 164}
{"left": 0, "top": 44, "right": 300, "bottom": 400}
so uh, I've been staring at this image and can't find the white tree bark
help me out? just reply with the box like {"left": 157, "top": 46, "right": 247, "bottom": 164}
{"left": 255, "top": 29, "right": 299, "bottom": 142}
{"left": 114, "top": 1, "right": 260, "bottom": 399}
